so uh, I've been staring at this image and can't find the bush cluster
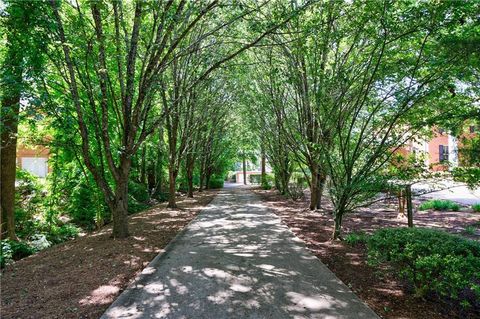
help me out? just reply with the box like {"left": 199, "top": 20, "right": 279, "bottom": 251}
{"left": 0, "top": 240, "right": 36, "bottom": 268}
{"left": 288, "top": 182, "right": 305, "bottom": 201}
{"left": 472, "top": 203, "right": 480, "bottom": 213}
{"left": 344, "top": 231, "right": 369, "bottom": 246}
{"left": 128, "top": 181, "right": 150, "bottom": 213}
{"left": 368, "top": 227, "right": 480, "bottom": 309}
{"left": 418, "top": 199, "right": 461, "bottom": 212}
{"left": 261, "top": 174, "right": 274, "bottom": 190}
{"left": 208, "top": 176, "right": 224, "bottom": 189}
{"left": 0, "top": 223, "right": 81, "bottom": 269}
{"left": 248, "top": 174, "right": 261, "bottom": 184}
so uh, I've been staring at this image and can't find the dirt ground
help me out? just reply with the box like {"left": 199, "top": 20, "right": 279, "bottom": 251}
{"left": 253, "top": 188, "right": 480, "bottom": 319}
{"left": 0, "top": 191, "right": 217, "bottom": 319}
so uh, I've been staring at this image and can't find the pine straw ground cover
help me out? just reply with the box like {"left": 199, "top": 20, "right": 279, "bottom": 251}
{"left": 1, "top": 190, "right": 217, "bottom": 319}
{"left": 253, "top": 188, "right": 480, "bottom": 319}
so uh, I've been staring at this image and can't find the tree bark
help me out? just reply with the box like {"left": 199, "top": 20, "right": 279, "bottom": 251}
{"left": 406, "top": 185, "right": 414, "bottom": 227}
{"left": 309, "top": 165, "right": 319, "bottom": 210}
{"left": 316, "top": 173, "right": 326, "bottom": 209}
{"left": 140, "top": 145, "right": 147, "bottom": 185}
{"left": 261, "top": 146, "right": 266, "bottom": 185}
{"left": 199, "top": 173, "right": 204, "bottom": 192}
{"left": 242, "top": 155, "right": 247, "bottom": 185}
{"left": 1, "top": 94, "right": 20, "bottom": 241}
{"left": 111, "top": 178, "right": 129, "bottom": 238}
{"left": 0, "top": 42, "right": 22, "bottom": 241}
{"left": 167, "top": 167, "right": 177, "bottom": 208}
{"left": 397, "top": 188, "right": 406, "bottom": 218}
{"left": 332, "top": 211, "right": 343, "bottom": 240}
{"left": 186, "top": 152, "right": 194, "bottom": 198}
{"left": 205, "top": 169, "right": 212, "bottom": 190}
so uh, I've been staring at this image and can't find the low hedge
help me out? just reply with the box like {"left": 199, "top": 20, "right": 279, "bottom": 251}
{"left": 1, "top": 240, "right": 36, "bottom": 268}
{"left": 208, "top": 177, "right": 224, "bottom": 189}
{"left": 368, "top": 227, "right": 480, "bottom": 308}
{"left": 418, "top": 199, "right": 461, "bottom": 212}
{"left": 472, "top": 203, "right": 480, "bottom": 213}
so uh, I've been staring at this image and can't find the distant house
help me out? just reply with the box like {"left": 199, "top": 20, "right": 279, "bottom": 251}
{"left": 235, "top": 171, "right": 262, "bottom": 184}
{"left": 401, "top": 124, "right": 477, "bottom": 171}
{"left": 16, "top": 144, "right": 50, "bottom": 178}
{"left": 233, "top": 159, "right": 272, "bottom": 184}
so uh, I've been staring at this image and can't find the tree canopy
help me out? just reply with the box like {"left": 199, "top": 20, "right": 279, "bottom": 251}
{"left": 1, "top": 0, "right": 478, "bottom": 242}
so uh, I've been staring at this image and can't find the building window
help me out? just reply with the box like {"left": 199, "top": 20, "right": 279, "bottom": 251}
{"left": 21, "top": 157, "right": 48, "bottom": 178}
{"left": 439, "top": 145, "right": 449, "bottom": 162}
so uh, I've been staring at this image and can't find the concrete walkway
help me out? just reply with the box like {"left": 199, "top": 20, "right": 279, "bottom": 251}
{"left": 101, "top": 184, "right": 379, "bottom": 319}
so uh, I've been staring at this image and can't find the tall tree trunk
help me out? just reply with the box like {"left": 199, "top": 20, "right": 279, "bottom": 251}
{"left": 199, "top": 174, "right": 205, "bottom": 192}
{"left": 332, "top": 196, "right": 347, "bottom": 240}
{"left": 406, "top": 185, "right": 414, "bottom": 227}
{"left": 153, "top": 129, "right": 164, "bottom": 197}
{"left": 205, "top": 169, "right": 212, "bottom": 190}
{"left": 0, "top": 45, "right": 22, "bottom": 241}
{"left": 309, "top": 165, "right": 319, "bottom": 210}
{"left": 199, "top": 157, "right": 205, "bottom": 192}
{"left": 167, "top": 167, "right": 177, "bottom": 208}
{"left": 140, "top": 145, "right": 147, "bottom": 185}
{"left": 186, "top": 153, "right": 194, "bottom": 198}
{"left": 332, "top": 210, "right": 344, "bottom": 240}
{"left": 274, "top": 176, "right": 281, "bottom": 192}
{"left": 242, "top": 155, "right": 247, "bottom": 185}
{"left": 261, "top": 146, "right": 266, "bottom": 185}
{"left": 316, "top": 173, "right": 326, "bottom": 209}
{"left": 111, "top": 176, "right": 129, "bottom": 238}
{"left": 1, "top": 95, "right": 20, "bottom": 241}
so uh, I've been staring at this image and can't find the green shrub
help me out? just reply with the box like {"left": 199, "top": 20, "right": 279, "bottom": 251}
{"left": 368, "top": 227, "right": 480, "bottom": 308}
{"left": 261, "top": 182, "right": 272, "bottom": 190}
{"left": 287, "top": 182, "right": 304, "bottom": 201}
{"left": 1, "top": 240, "right": 36, "bottom": 268}
{"left": 128, "top": 181, "right": 149, "bottom": 202}
{"left": 261, "top": 174, "right": 274, "bottom": 190}
{"left": 463, "top": 225, "right": 477, "bottom": 235}
{"left": 345, "top": 231, "right": 369, "bottom": 246}
{"left": 208, "top": 176, "right": 224, "bottom": 189}
{"left": 472, "top": 203, "right": 480, "bottom": 213}
{"left": 153, "top": 191, "right": 169, "bottom": 202}
{"left": 15, "top": 169, "right": 45, "bottom": 236}
{"left": 47, "top": 224, "right": 80, "bottom": 244}
{"left": 249, "top": 174, "right": 261, "bottom": 184}
{"left": 68, "top": 179, "right": 106, "bottom": 228}
{"left": 418, "top": 199, "right": 461, "bottom": 211}
{"left": 128, "top": 195, "right": 150, "bottom": 214}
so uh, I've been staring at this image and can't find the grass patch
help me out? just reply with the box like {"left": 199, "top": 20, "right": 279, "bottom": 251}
{"left": 344, "top": 231, "right": 369, "bottom": 246}
{"left": 418, "top": 199, "right": 461, "bottom": 211}
{"left": 472, "top": 203, "right": 480, "bottom": 213}
{"left": 464, "top": 225, "right": 477, "bottom": 235}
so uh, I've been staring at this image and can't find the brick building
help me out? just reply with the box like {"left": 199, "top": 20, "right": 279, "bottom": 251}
{"left": 16, "top": 144, "right": 50, "bottom": 178}
{"left": 402, "top": 124, "right": 477, "bottom": 171}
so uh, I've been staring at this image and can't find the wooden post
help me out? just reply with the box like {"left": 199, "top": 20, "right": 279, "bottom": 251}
{"left": 243, "top": 155, "right": 247, "bottom": 185}
{"left": 406, "top": 184, "right": 414, "bottom": 227}
{"left": 261, "top": 146, "right": 266, "bottom": 185}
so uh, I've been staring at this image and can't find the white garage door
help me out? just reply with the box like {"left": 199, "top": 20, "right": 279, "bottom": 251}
{"left": 21, "top": 157, "right": 48, "bottom": 178}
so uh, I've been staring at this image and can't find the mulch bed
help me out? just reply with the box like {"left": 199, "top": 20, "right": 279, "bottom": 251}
{"left": 1, "top": 191, "right": 217, "bottom": 319}
{"left": 253, "top": 188, "right": 480, "bottom": 319}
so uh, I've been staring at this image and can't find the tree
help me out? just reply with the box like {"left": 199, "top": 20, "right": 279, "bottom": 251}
{"left": 1, "top": 1, "right": 46, "bottom": 240}
{"left": 42, "top": 1, "right": 311, "bottom": 235}
{"left": 237, "top": 0, "right": 478, "bottom": 239}
{"left": 318, "top": 1, "right": 477, "bottom": 239}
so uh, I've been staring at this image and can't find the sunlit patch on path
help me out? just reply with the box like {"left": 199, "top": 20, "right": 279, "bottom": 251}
{"left": 101, "top": 184, "right": 379, "bottom": 319}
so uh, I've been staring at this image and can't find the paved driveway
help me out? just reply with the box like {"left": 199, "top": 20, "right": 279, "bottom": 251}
{"left": 413, "top": 181, "right": 480, "bottom": 206}
{"left": 101, "top": 184, "right": 379, "bottom": 319}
